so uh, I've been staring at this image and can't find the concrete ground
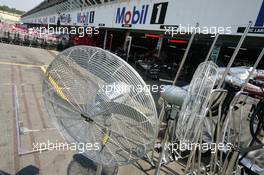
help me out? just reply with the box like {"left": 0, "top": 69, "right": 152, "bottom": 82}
{"left": 1, "top": 43, "right": 262, "bottom": 175}
{"left": 0, "top": 43, "right": 185, "bottom": 175}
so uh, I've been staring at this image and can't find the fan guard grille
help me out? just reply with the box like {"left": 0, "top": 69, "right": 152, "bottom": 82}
{"left": 42, "top": 46, "right": 159, "bottom": 166}
{"left": 175, "top": 61, "right": 219, "bottom": 143}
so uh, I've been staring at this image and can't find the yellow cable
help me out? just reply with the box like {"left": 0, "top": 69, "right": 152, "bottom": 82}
{"left": 101, "top": 134, "right": 110, "bottom": 145}
{"left": 41, "top": 66, "right": 68, "bottom": 101}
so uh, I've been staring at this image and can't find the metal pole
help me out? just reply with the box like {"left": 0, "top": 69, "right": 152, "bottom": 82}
{"left": 173, "top": 23, "right": 199, "bottom": 85}
{"left": 96, "top": 164, "right": 103, "bottom": 175}
{"left": 154, "top": 123, "right": 170, "bottom": 175}
{"left": 123, "top": 31, "right": 130, "bottom": 50}
{"left": 126, "top": 36, "right": 132, "bottom": 62}
{"left": 157, "top": 36, "right": 164, "bottom": 58}
{"left": 240, "top": 48, "right": 264, "bottom": 91}
{"left": 103, "top": 29, "right": 107, "bottom": 49}
{"left": 217, "top": 21, "right": 252, "bottom": 89}
{"left": 109, "top": 34, "right": 113, "bottom": 51}
{"left": 204, "top": 33, "right": 219, "bottom": 62}
{"left": 222, "top": 151, "right": 240, "bottom": 175}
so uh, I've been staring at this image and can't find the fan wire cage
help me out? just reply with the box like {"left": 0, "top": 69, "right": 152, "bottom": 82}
{"left": 175, "top": 61, "right": 219, "bottom": 144}
{"left": 42, "top": 46, "right": 159, "bottom": 167}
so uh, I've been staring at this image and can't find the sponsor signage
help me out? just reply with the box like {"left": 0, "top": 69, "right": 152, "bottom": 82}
{"left": 255, "top": 0, "right": 264, "bottom": 27}
{"left": 237, "top": 27, "right": 264, "bottom": 34}
{"left": 77, "top": 11, "right": 95, "bottom": 25}
{"left": 115, "top": 2, "right": 168, "bottom": 26}
{"left": 115, "top": 5, "right": 149, "bottom": 25}
{"left": 21, "top": 0, "right": 264, "bottom": 36}
{"left": 150, "top": 2, "right": 168, "bottom": 24}
{"left": 60, "top": 14, "right": 71, "bottom": 24}
{"left": 49, "top": 16, "right": 56, "bottom": 24}
{"left": 43, "top": 17, "right": 48, "bottom": 24}
{"left": 160, "top": 25, "right": 179, "bottom": 29}
{"left": 122, "top": 24, "right": 132, "bottom": 27}
{"left": 236, "top": 1, "right": 264, "bottom": 34}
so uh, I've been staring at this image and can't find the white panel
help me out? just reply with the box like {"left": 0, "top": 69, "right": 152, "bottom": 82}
{"left": 21, "top": 0, "right": 264, "bottom": 35}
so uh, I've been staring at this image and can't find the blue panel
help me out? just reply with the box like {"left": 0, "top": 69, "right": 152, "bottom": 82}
{"left": 255, "top": 0, "right": 264, "bottom": 26}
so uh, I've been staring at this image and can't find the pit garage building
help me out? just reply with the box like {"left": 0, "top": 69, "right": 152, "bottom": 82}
{"left": 21, "top": 0, "right": 264, "bottom": 80}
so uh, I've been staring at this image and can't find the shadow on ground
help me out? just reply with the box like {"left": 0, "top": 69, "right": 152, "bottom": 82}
{"left": 67, "top": 154, "right": 118, "bottom": 175}
{"left": 0, "top": 165, "right": 39, "bottom": 175}
{"left": 16, "top": 165, "right": 39, "bottom": 175}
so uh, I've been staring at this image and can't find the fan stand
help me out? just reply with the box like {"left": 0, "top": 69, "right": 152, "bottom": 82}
{"left": 96, "top": 165, "right": 103, "bottom": 175}
{"left": 154, "top": 104, "right": 179, "bottom": 175}
{"left": 97, "top": 114, "right": 112, "bottom": 175}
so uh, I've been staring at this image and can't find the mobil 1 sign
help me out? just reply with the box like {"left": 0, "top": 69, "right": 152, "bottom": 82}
{"left": 115, "top": 2, "right": 168, "bottom": 27}
{"left": 150, "top": 2, "right": 168, "bottom": 24}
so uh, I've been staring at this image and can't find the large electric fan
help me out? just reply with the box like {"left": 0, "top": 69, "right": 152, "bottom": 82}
{"left": 175, "top": 61, "right": 219, "bottom": 143}
{"left": 42, "top": 46, "right": 159, "bottom": 174}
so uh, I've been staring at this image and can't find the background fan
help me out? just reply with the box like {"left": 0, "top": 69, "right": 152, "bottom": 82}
{"left": 42, "top": 46, "right": 159, "bottom": 174}
{"left": 175, "top": 61, "right": 219, "bottom": 143}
